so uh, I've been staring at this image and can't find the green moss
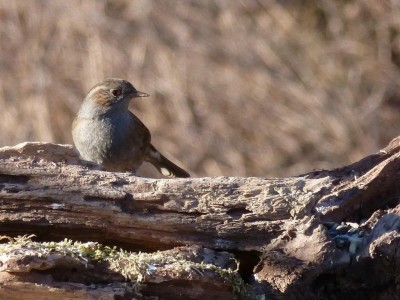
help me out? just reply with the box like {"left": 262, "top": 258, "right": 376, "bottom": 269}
{"left": 0, "top": 235, "right": 254, "bottom": 298}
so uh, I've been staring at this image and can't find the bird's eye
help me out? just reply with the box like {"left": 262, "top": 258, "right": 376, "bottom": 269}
{"left": 111, "top": 89, "right": 122, "bottom": 97}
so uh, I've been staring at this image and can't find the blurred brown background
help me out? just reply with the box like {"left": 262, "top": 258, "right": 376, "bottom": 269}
{"left": 1, "top": 0, "right": 400, "bottom": 177}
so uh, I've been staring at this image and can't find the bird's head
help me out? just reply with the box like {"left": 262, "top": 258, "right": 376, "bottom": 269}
{"left": 85, "top": 78, "right": 149, "bottom": 109}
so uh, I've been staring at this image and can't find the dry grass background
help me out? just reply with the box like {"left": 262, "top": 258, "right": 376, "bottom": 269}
{"left": 1, "top": 0, "right": 400, "bottom": 177}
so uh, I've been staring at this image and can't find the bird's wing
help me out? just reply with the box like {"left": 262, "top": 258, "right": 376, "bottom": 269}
{"left": 128, "top": 111, "right": 151, "bottom": 146}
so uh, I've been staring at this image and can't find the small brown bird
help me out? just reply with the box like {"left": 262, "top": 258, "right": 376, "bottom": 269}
{"left": 72, "top": 78, "right": 190, "bottom": 178}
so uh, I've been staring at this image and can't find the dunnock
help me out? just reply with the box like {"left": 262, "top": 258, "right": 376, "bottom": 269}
{"left": 72, "top": 78, "right": 190, "bottom": 178}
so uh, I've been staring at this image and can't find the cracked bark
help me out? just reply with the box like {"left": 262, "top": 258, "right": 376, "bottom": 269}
{"left": 0, "top": 138, "right": 399, "bottom": 299}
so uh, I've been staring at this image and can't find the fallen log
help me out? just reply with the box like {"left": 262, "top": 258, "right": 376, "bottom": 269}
{"left": 0, "top": 138, "right": 399, "bottom": 299}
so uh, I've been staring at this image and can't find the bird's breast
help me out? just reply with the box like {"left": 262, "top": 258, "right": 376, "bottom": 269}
{"left": 72, "top": 117, "right": 115, "bottom": 163}
{"left": 72, "top": 113, "right": 148, "bottom": 171}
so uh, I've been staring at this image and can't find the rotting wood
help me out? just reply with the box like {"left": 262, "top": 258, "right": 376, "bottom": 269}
{"left": 0, "top": 139, "right": 399, "bottom": 299}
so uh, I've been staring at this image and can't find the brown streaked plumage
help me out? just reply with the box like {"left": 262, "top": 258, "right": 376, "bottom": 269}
{"left": 72, "top": 78, "right": 190, "bottom": 178}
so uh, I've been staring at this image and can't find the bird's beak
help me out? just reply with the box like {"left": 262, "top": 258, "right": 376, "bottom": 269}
{"left": 134, "top": 90, "right": 149, "bottom": 98}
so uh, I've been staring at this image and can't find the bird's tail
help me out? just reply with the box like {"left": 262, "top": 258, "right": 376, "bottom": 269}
{"left": 146, "top": 144, "right": 190, "bottom": 178}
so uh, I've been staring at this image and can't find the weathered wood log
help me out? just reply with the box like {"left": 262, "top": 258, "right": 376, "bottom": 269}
{"left": 0, "top": 138, "right": 399, "bottom": 299}
{"left": 0, "top": 238, "right": 241, "bottom": 300}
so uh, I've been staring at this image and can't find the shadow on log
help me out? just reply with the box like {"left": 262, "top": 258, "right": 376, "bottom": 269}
{"left": 0, "top": 138, "right": 399, "bottom": 299}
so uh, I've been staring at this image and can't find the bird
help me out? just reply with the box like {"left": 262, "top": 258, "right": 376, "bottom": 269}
{"left": 72, "top": 78, "right": 190, "bottom": 178}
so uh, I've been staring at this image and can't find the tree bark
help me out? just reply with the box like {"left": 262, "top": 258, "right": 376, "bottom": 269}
{"left": 0, "top": 138, "right": 399, "bottom": 299}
